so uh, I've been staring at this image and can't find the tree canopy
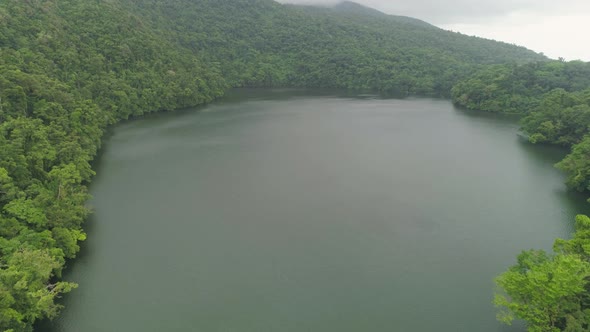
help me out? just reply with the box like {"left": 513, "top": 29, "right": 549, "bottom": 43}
{"left": 495, "top": 215, "right": 590, "bottom": 332}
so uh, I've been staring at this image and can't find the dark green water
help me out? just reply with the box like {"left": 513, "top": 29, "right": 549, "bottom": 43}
{"left": 46, "top": 90, "right": 590, "bottom": 332}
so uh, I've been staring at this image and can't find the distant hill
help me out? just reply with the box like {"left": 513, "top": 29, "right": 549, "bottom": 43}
{"left": 121, "top": 0, "right": 546, "bottom": 95}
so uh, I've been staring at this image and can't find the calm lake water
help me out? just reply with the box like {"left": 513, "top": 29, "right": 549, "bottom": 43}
{"left": 45, "top": 89, "right": 590, "bottom": 332}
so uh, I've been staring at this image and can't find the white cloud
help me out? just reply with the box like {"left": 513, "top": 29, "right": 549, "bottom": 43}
{"left": 276, "top": 0, "right": 590, "bottom": 23}
{"left": 442, "top": 12, "right": 590, "bottom": 61}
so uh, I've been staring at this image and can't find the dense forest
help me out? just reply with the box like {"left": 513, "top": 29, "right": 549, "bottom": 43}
{"left": 120, "top": 0, "right": 544, "bottom": 95}
{"left": 0, "top": 0, "right": 583, "bottom": 330}
{"left": 494, "top": 215, "right": 590, "bottom": 332}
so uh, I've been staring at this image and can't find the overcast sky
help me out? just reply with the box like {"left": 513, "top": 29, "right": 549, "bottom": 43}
{"left": 276, "top": 0, "right": 590, "bottom": 61}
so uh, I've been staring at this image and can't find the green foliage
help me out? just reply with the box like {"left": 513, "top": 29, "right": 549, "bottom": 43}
{"left": 121, "top": 0, "right": 544, "bottom": 97}
{"left": 0, "top": 0, "right": 548, "bottom": 329}
{"left": 495, "top": 216, "right": 590, "bottom": 332}
{"left": 556, "top": 137, "right": 590, "bottom": 195}
{"left": 554, "top": 215, "right": 590, "bottom": 259}
{"left": 0, "top": 249, "right": 77, "bottom": 332}
{"left": 521, "top": 89, "right": 590, "bottom": 146}
{"left": 495, "top": 251, "right": 590, "bottom": 331}
{"left": 452, "top": 61, "right": 590, "bottom": 113}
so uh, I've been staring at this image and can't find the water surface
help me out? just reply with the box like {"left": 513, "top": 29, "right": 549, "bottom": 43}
{"left": 47, "top": 89, "right": 590, "bottom": 332}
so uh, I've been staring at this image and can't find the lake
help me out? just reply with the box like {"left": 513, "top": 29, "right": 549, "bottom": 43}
{"left": 45, "top": 89, "right": 590, "bottom": 332}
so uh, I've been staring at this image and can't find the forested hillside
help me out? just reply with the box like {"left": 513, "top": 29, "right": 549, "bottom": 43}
{"left": 123, "top": 0, "right": 545, "bottom": 95}
{"left": 452, "top": 61, "right": 590, "bottom": 114}
{"left": 0, "top": 0, "right": 546, "bottom": 330}
{"left": 0, "top": 1, "right": 228, "bottom": 330}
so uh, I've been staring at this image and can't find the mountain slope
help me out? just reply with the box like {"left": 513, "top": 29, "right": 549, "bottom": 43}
{"left": 0, "top": 0, "right": 546, "bottom": 330}
{"left": 122, "top": 0, "right": 545, "bottom": 95}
